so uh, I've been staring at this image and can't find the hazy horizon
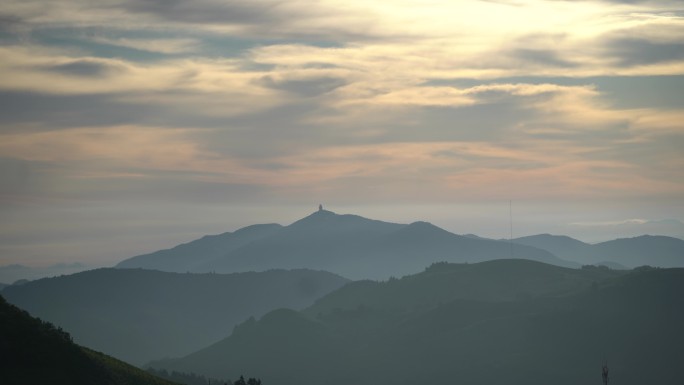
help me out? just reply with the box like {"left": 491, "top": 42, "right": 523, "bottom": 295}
{"left": 2, "top": 204, "right": 683, "bottom": 269}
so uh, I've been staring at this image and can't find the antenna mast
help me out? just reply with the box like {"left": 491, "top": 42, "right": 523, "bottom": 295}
{"left": 509, "top": 200, "right": 513, "bottom": 259}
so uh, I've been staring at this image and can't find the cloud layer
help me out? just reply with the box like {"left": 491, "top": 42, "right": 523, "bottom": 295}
{"left": 0, "top": 0, "right": 683, "bottom": 265}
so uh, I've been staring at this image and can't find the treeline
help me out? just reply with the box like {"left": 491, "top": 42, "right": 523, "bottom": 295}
{"left": 147, "top": 368, "right": 261, "bottom": 385}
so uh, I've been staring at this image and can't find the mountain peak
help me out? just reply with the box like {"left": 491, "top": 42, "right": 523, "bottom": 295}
{"left": 383, "top": 221, "right": 462, "bottom": 245}
{"left": 406, "top": 221, "right": 440, "bottom": 229}
{"left": 289, "top": 209, "right": 377, "bottom": 226}
{"left": 400, "top": 221, "right": 455, "bottom": 236}
{"left": 290, "top": 209, "right": 338, "bottom": 224}
{"left": 313, "top": 209, "right": 336, "bottom": 216}
{"left": 284, "top": 210, "right": 405, "bottom": 238}
{"left": 514, "top": 233, "right": 589, "bottom": 248}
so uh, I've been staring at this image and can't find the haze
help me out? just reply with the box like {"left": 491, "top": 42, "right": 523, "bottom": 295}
{"left": 1, "top": 0, "right": 683, "bottom": 268}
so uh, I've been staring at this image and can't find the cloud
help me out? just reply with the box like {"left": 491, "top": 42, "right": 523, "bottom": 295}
{"left": 42, "top": 58, "right": 126, "bottom": 77}
{"left": 121, "top": 0, "right": 286, "bottom": 26}
{"left": 567, "top": 218, "right": 684, "bottom": 241}
{"left": 509, "top": 48, "right": 579, "bottom": 68}
{"left": 1, "top": 35, "right": 680, "bottom": 205}
{"left": 0, "top": 45, "right": 287, "bottom": 124}
{"left": 0, "top": 125, "right": 202, "bottom": 166}
{"left": 259, "top": 75, "right": 347, "bottom": 97}
{"left": 593, "top": 10, "right": 684, "bottom": 66}
{"left": 0, "top": 91, "right": 149, "bottom": 128}
{"left": 120, "top": 0, "right": 320, "bottom": 28}
{"left": 0, "top": 0, "right": 378, "bottom": 42}
{"left": 4, "top": 2, "right": 684, "bottom": 86}
{"left": 90, "top": 37, "right": 202, "bottom": 54}
{"left": 0, "top": 46, "right": 154, "bottom": 94}
{"left": 0, "top": 2, "right": 682, "bottom": 206}
{"left": 607, "top": 38, "right": 684, "bottom": 66}
{"left": 0, "top": 12, "right": 24, "bottom": 33}
{"left": 570, "top": 219, "right": 649, "bottom": 226}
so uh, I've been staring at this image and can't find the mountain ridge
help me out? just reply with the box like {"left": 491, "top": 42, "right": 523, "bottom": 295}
{"left": 118, "top": 210, "right": 576, "bottom": 279}
{"left": 3, "top": 267, "right": 349, "bottom": 365}
{"left": 150, "top": 260, "right": 682, "bottom": 385}
{"left": 117, "top": 223, "right": 283, "bottom": 272}
{"left": 514, "top": 233, "right": 684, "bottom": 268}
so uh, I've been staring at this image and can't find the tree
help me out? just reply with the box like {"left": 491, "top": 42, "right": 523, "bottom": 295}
{"left": 232, "top": 375, "right": 261, "bottom": 385}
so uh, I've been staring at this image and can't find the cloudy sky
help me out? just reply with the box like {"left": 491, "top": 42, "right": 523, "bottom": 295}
{"left": 1, "top": 0, "right": 683, "bottom": 267}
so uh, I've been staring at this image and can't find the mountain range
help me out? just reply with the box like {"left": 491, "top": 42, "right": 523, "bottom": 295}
{"left": 2, "top": 268, "right": 348, "bottom": 365}
{"left": 0, "top": 262, "right": 91, "bottom": 285}
{"left": 150, "top": 260, "right": 684, "bottom": 385}
{"left": 117, "top": 210, "right": 576, "bottom": 279}
{"left": 5, "top": 208, "right": 683, "bottom": 384}
{"left": 117, "top": 210, "right": 684, "bottom": 279}
{"left": 513, "top": 234, "right": 684, "bottom": 268}
{"left": 0, "top": 295, "right": 176, "bottom": 385}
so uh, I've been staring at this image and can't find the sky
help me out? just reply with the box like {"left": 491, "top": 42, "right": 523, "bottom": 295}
{"left": 0, "top": 0, "right": 683, "bottom": 268}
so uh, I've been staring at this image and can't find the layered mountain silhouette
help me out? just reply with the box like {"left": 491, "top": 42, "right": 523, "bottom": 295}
{"left": 0, "top": 295, "right": 176, "bottom": 385}
{"left": 3, "top": 268, "right": 348, "bottom": 365}
{"left": 116, "top": 224, "right": 283, "bottom": 272}
{"left": 514, "top": 234, "right": 684, "bottom": 268}
{"left": 0, "top": 262, "right": 91, "bottom": 284}
{"left": 150, "top": 260, "right": 684, "bottom": 385}
{"left": 117, "top": 210, "right": 576, "bottom": 279}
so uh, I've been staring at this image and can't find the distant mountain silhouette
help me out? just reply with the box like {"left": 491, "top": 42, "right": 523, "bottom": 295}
{"left": 304, "top": 259, "right": 623, "bottom": 315}
{"left": 196, "top": 210, "right": 409, "bottom": 278}
{"left": 118, "top": 210, "right": 576, "bottom": 279}
{"left": 514, "top": 234, "right": 684, "bottom": 268}
{"left": 592, "top": 235, "right": 684, "bottom": 267}
{"left": 571, "top": 218, "right": 684, "bottom": 240}
{"left": 0, "top": 262, "right": 91, "bottom": 284}
{"left": 514, "top": 234, "right": 590, "bottom": 254}
{"left": 3, "top": 268, "right": 348, "bottom": 365}
{"left": 150, "top": 261, "right": 684, "bottom": 385}
{"left": 0, "top": 295, "right": 175, "bottom": 385}
{"left": 117, "top": 224, "right": 283, "bottom": 272}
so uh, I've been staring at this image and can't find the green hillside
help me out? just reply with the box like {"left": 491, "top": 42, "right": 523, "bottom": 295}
{"left": 3, "top": 268, "right": 348, "bottom": 365}
{"left": 305, "top": 259, "right": 622, "bottom": 315}
{"left": 0, "top": 295, "right": 178, "bottom": 385}
{"left": 151, "top": 261, "right": 684, "bottom": 385}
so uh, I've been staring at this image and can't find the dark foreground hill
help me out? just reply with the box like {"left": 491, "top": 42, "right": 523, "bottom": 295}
{"left": 0, "top": 295, "right": 177, "bottom": 385}
{"left": 514, "top": 234, "right": 684, "bottom": 268}
{"left": 3, "top": 268, "right": 348, "bottom": 365}
{"left": 150, "top": 260, "right": 684, "bottom": 385}
{"left": 118, "top": 210, "right": 575, "bottom": 279}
